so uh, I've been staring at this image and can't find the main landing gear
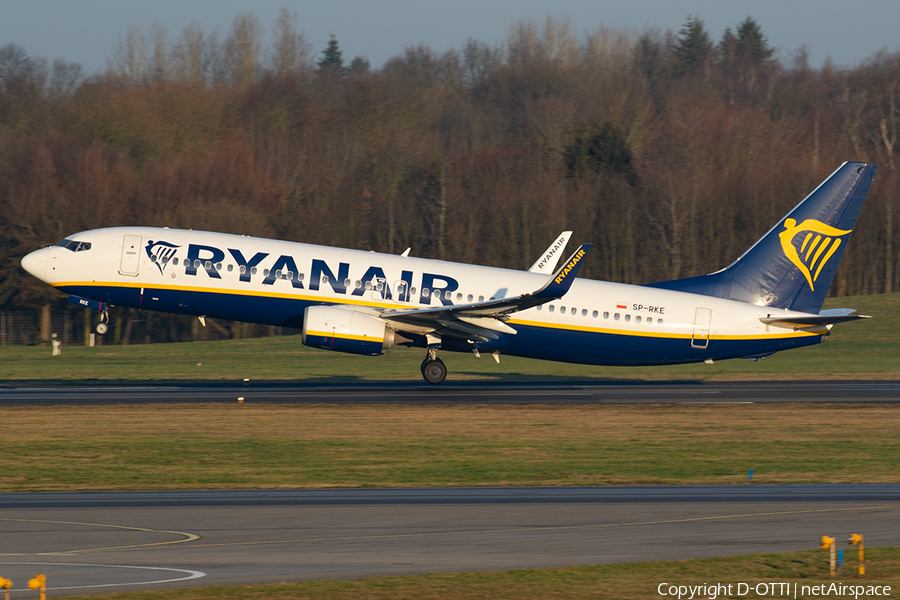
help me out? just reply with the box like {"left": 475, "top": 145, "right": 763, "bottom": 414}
{"left": 420, "top": 347, "right": 447, "bottom": 385}
{"left": 96, "top": 308, "right": 110, "bottom": 335}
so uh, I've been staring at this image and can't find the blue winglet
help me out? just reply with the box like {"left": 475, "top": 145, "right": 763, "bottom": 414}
{"left": 534, "top": 243, "right": 592, "bottom": 299}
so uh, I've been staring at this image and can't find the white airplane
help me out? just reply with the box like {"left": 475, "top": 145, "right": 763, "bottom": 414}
{"left": 21, "top": 162, "right": 876, "bottom": 384}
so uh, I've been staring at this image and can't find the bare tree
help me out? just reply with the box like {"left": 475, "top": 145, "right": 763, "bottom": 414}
{"left": 171, "top": 22, "right": 206, "bottom": 85}
{"left": 268, "top": 8, "right": 313, "bottom": 77}
{"left": 222, "top": 14, "right": 261, "bottom": 86}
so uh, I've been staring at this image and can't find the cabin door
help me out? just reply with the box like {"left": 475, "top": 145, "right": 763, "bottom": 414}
{"left": 119, "top": 235, "right": 142, "bottom": 276}
{"left": 691, "top": 307, "right": 712, "bottom": 349}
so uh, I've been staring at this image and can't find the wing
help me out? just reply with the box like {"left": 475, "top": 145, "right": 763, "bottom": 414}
{"left": 382, "top": 244, "right": 592, "bottom": 342}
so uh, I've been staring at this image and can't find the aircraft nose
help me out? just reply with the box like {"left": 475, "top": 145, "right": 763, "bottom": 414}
{"left": 21, "top": 247, "right": 49, "bottom": 281}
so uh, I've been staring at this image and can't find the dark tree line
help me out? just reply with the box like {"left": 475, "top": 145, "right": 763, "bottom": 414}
{"left": 1, "top": 13, "right": 898, "bottom": 344}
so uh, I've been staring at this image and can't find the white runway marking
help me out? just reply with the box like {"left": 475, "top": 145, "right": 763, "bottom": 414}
{"left": 0, "top": 562, "right": 206, "bottom": 591}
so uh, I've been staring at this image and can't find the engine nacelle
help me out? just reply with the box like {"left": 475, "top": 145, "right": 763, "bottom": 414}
{"left": 302, "top": 306, "right": 396, "bottom": 355}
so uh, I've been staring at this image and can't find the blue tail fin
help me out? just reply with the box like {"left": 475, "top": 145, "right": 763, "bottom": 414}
{"left": 646, "top": 162, "right": 878, "bottom": 313}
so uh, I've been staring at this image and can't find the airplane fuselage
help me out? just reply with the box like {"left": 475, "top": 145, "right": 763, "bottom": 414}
{"left": 23, "top": 226, "right": 827, "bottom": 366}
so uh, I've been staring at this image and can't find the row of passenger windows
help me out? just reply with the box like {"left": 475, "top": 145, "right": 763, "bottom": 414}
{"left": 150, "top": 255, "right": 661, "bottom": 323}
{"left": 536, "top": 303, "right": 663, "bottom": 324}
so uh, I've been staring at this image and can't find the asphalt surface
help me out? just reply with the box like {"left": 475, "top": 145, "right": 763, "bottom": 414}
{"left": 1, "top": 383, "right": 898, "bottom": 595}
{"left": 1, "top": 381, "right": 900, "bottom": 405}
{"left": 1, "top": 486, "right": 899, "bottom": 596}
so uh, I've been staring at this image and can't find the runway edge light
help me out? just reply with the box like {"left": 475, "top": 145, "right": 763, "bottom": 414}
{"left": 28, "top": 574, "right": 46, "bottom": 600}
{"left": 849, "top": 533, "right": 865, "bottom": 576}
{"left": 1, "top": 576, "right": 12, "bottom": 600}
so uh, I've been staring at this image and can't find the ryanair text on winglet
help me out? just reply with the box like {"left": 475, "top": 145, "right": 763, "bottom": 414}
{"left": 554, "top": 248, "right": 586, "bottom": 284}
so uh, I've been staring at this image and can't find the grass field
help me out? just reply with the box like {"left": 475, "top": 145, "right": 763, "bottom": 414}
{"left": 38, "top": 546, "right": 900, "bottom": 600}
{"left": 2, "top": 403, "right": 899, "bottom": 492}
{"left": 1, "top": 293, "right": 898, "bottom": 383}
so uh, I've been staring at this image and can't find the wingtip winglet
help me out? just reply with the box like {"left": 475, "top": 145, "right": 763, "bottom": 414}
{"left": 534, "top": 243, "right": 592, "bottom": 299}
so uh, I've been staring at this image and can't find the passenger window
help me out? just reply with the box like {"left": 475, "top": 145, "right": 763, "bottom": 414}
{"left": 571, "top": 307, "right": 576, "bottom": 315}
{"left": 216, "top": 263, "right": 222, "bottom": 271}
{"left": 614, "top": 313, "right": 620, "bottom": 321}
{"left": 636, "top": 316, "right": 642, "bottom": 323}
{"left": 376, "top": 282, "right": 384, "bottom": 291}
{"left": 365, "top": 281, "right": 373, "bottom": 290}
{"left": 297, "top": 273, "right": 304, "bottom": 281}
{"left": 355, "top": 280, "right": 362, "bottom": 289}
{"left": 251, "top": 267, "right": 257, "bottom": 275}
{"left": 603, "top": 311, "right": 609, "bottom": 319}
{"left": 456, "top": 293, "right": 462, "bottom": 300}
{"left": 194, "top": 260, "right": 201, "bottom": 268}
{"left": 560, "top": 306, "right": 566, "bottom": 313}
{"left": 411, "top": 287, "right": 417, "bottom": 295}
{"left": 657, "top": 318, "right": 664, "bottom": 324}
{"left": 592, "top": 310, "right": 598, "bottom": 318}
{"left": 548, "top": 305, "right": 555, "bottom": 313}
{"left": 468, "top": 294, "right": 473, "bottom": 302}
{"left": 322, "top": 275, "right": 329, "bottom": 284}
{"left": 275, "top": 270, "right": 282, "bottom": 278}
{"left": 173, "top": 258, "right": 179, "bottom": 266}
{"left": 445, "top": 291, "right": 451, "bottom": 299}
{"left": 423, "top": 288, "right": 430, "bottom": 297}
{"left": 287, "top": 271, "right": 294, "bottom": 280}
{"left": 263, "top": 269, "right": 269, "bottom": 277}
{"left": 227, "top": 264, "right": 234, "bottom": 272}
{"left": 582, "top": 309, "right": 587, "bottom": 316}
{"left": 344, "top": 278, "right": 352, "bottom": 288}
{"left": 205, "top": 261, "right": 212, "bottom": 270}
{"left": 478, "top": 295, "right": 484, "bottom": 302}
{"left": 536, "top": 305, "right": 542, "bottom": 311}
{"left": 625, "top": 314, "right": 631, "bottom": 322}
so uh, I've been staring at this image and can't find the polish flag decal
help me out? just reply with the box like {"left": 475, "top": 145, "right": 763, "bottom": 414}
{"left": 616, "top": 304, "right": 626, "bottom": 309}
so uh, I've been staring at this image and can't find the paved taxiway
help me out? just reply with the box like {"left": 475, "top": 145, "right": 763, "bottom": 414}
{"left": 1, "top": 381, "right": 899, "bottom": 405}
{"left": 1, "top": 486, "right": 899, "bottom": 596}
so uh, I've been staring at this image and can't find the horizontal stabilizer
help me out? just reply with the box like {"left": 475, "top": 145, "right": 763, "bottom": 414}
{"left": 761, "top": 308, "right": 871, "bottom": 329}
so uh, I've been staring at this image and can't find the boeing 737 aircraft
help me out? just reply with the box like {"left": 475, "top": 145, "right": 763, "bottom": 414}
{"left": 21, "top": 162, "right": 877, "bottom": 384}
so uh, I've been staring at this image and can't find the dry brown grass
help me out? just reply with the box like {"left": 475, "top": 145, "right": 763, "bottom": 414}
{"left": 2, "top": 403, "right": 900, "bottom": 491}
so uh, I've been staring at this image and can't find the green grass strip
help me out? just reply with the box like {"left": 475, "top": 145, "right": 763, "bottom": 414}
{"left": 43, "top": 546, "right": 900, "bottom": 600}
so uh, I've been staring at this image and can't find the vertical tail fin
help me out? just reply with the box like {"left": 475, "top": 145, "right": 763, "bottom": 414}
{"left": 646, "top": 162, "right": 878, "bottom": 313}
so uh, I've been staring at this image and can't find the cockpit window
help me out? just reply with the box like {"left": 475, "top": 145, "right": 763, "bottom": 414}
{"left": 56, "top": 239, "right": 92, "bottom": 252}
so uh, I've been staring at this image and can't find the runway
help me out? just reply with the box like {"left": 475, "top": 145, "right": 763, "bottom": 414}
{"left": 1, "top": 486, "right": 899, "bottom": 596}
{"left": 1, "top": 380, "right": 900, "bottom": 405}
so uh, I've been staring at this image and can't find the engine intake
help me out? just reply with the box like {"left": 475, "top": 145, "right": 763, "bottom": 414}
{"left": 302, "top": 306, "right": 395, "bottom": 355}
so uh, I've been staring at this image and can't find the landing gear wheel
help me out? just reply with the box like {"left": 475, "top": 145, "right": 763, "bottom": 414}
{"left": 95, "top": 322, "right": 108, "bottom": 335}
{"left": 420, "top": 358, "right": 447, "bottom": 385}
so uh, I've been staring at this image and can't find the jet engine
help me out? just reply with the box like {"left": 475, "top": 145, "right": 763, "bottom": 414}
{"left": 301, "top": 306, "right": 397, "bottom": 355}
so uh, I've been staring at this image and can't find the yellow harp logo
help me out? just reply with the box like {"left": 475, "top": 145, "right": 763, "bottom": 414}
{"left": 778, "top": 218, "right": 851, "bottom": 292}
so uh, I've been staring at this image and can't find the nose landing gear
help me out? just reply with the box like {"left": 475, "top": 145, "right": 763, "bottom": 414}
{"left": 96, "top": 308, "right": 110, "bottom": 335}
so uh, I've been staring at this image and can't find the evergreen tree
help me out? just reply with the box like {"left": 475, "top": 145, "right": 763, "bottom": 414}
{"left": 349, "top": 55, "right": 370, "bottom": 74}
{"left": 673, "top": 16, "right": 711, "bottom": 76}
{"left": 635, "top": 33, "right": 665, "bottom": 83}
{"left": 318, "top": 34, "right": 345, "bottom": 74}
{"left": 735, "top": 17, "right": 774, "bottom": 65}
